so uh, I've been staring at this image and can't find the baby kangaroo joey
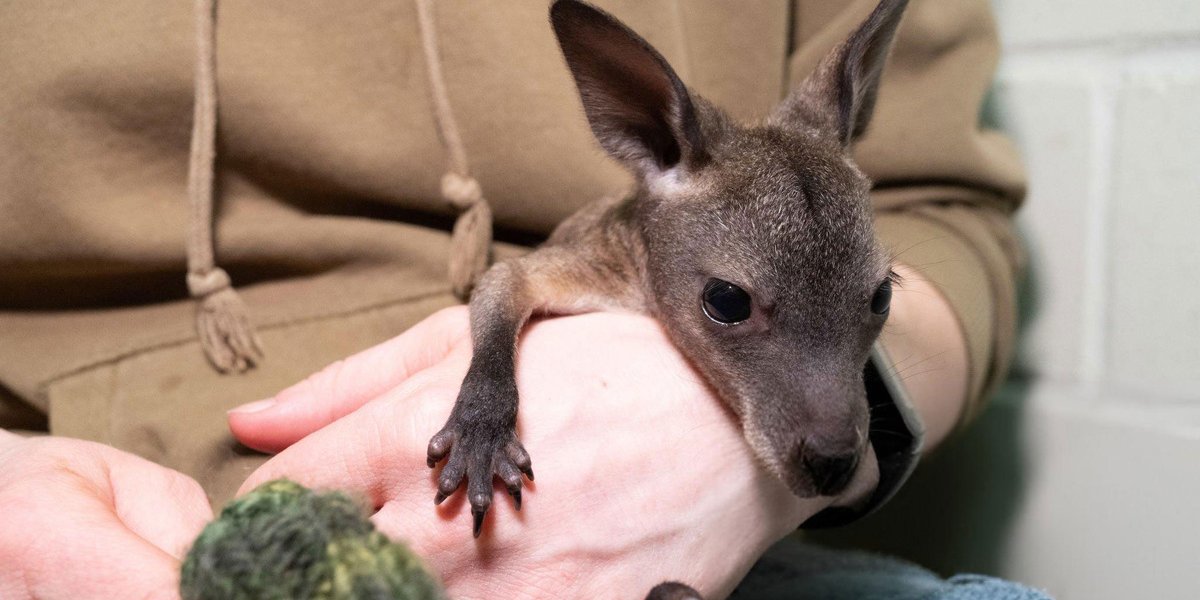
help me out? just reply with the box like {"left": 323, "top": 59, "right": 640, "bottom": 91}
{"left": 426, "top": 0, "right": 909, "bottom": 554}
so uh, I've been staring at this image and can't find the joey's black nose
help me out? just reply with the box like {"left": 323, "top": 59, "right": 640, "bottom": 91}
{"left": 802, "top": 451, "right": 859, "bottom": 496}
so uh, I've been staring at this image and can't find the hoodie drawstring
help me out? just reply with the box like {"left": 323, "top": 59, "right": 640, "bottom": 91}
{"left": 182, "top": 0, "right": 493, "bottom": 372}
{"left": 186, "top": 0, "right": 262, "bottom": 373}
{"left": 414, "top": 0, "right": 493, "bottom": 301}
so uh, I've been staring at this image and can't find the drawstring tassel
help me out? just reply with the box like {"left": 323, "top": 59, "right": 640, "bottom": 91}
{"left": 185, "top": 0, "right": 262, "bottom": 373}
{"left": 442, "top": 173, "right": 492, "bottom": 300}
{"left": 188, "top": 268, "right": 263, "bottom": 372}
{"left": 415, "top": 0, "right": 494, "bottom": 302}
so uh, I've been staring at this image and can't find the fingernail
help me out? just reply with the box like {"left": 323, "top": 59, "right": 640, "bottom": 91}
{"left": 228, "top": 398, "right": 276, "bottom": 415}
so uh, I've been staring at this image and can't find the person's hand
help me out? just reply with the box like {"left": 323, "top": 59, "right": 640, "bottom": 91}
{"left": 229, "top": 307, "right": 879, "bottom": 598}
{"left": 0, "top": 432, "right": 213, "bottom": 599}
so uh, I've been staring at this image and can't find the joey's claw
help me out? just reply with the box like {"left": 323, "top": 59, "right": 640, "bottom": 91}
{"left": 468, "top": 491, "right": 493, "bottom": 538}
{"left": 472, "top": 506, "right": 486, "bottom": 538}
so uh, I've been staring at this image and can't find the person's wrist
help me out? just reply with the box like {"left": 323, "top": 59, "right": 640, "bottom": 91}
{"left": 877, "top": 262, "right": 970, "bottom": 453}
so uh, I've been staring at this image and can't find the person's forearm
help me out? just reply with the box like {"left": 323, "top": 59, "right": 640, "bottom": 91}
{"left": 878, "top": 263, "right": 970, "bottom": 454}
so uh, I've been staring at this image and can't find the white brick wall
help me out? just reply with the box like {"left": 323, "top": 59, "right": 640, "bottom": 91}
{"left": 1109, "top": 66, "right": 1200, "bottom": 398}
{"left": 995, "top": 10, "right": 1200, "bottom": 401}
{"left": 992, "top": 71, "right": 1099, "bottom": 383}
{"left": 999, "top": 51, "right": 1200, "bottom": 400}
{"left": 912, "top": 3, "right": 1200, "bottom": 598}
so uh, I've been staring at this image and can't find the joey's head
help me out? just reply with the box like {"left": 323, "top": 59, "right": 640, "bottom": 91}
{"left": 551, "top": 0, "right": 909, "bottom": 497}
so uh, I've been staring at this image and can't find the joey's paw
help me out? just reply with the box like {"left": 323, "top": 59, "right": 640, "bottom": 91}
{"left": 426, "top": 423, "right": 533, "bottom": 537}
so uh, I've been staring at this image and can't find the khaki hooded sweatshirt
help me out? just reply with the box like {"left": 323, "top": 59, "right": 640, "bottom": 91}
{"left": 0, "top": 0, "right": 1024, "bottom": 503}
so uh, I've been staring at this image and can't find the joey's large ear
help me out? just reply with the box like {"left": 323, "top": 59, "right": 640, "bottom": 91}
{"left": 550, "top": 0, "right": 708, "bottom": 176}
{"left": 770, "top": 0, "right": 908, "bottom": 146}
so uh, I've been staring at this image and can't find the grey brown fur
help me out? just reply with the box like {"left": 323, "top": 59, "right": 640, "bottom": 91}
{"left": 425, "top": 1, "right": 909, "bottom": 594}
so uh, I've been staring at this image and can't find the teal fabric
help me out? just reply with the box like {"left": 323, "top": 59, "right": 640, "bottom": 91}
{"left": 731, "top": 540, "right": 1052, "bottom": 600}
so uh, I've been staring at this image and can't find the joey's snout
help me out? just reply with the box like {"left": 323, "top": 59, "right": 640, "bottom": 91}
{"left": 743, "top": 371, "right": 872, "bottom": 499}
{"left": 793, "top": 434, "right": 864, "bottom": 496}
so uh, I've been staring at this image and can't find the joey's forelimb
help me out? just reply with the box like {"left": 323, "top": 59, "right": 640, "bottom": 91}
{"left": 426, "top": 240, "right": 641, "bottom": 536}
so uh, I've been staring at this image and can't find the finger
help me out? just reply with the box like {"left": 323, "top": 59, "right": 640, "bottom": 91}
{"left": 230, "top": 306, "right": 470, "bottom": 453}
{"left": 67, "top": 513, "right": 184, "bottom": 599}
{"left": 236, "top": 367, "right": 458, "bottom": 501}
{"left": 107, "top": 454, "right": 215, "bottom": 559}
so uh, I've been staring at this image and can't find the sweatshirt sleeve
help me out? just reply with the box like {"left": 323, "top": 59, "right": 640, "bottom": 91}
{"left": 789, "top": 0, "right": 1027, "bottom": 426}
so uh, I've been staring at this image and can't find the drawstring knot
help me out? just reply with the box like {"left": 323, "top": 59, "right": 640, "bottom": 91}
{"left": 440, "top": 172, "right": 483, "bottom": 209}
{"left": 186, "top": 267, "right": 233, "bottom": 298}
{"left": 189, "top": 267, "right": 263, "bottom": 374}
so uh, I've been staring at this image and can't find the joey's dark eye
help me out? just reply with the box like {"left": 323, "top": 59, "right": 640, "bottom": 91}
{"left": 871, "top": 279, "right": 892, "bottom": 315}
{"left": 702, "top": 278, "right": 752, "bottom": 324}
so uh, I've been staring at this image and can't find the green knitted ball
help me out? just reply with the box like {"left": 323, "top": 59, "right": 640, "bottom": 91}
{"left": 181, "top": 479, "right": 445, "bottom": 600}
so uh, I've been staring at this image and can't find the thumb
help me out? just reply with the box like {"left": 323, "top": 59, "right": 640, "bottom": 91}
{"left": 229, "top": 306, "right": 469, "bottom": 453}
{"left": 107, "top": 453, "right": 214, "bottom": 560}
{"left": 56, "top": 513, "right": 185, "bottom": 600}
{"left": 0, "top": 474, "right": 187, "bottom": 599}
